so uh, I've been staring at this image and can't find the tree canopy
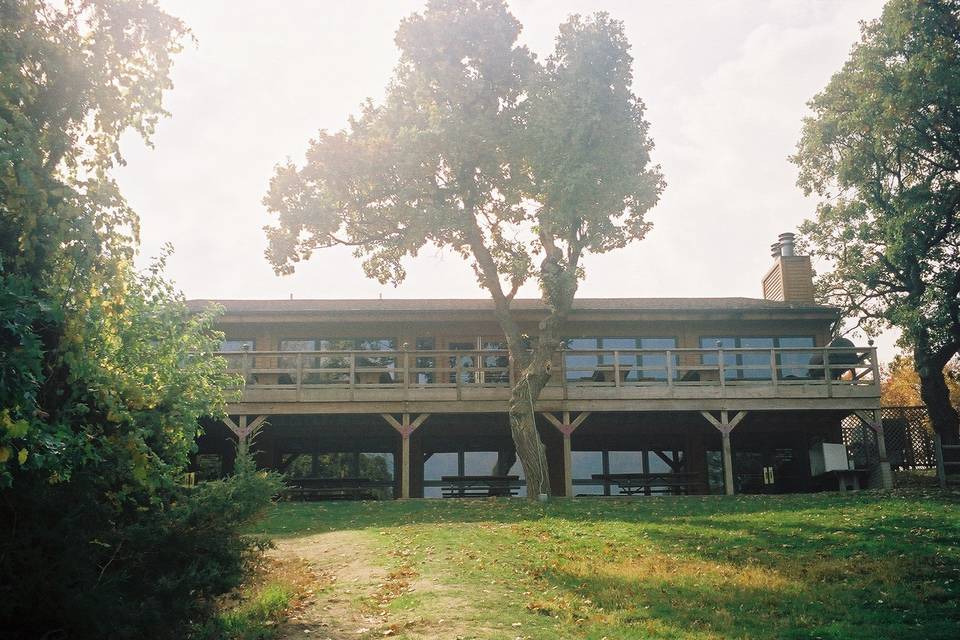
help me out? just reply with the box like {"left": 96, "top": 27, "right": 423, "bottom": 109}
{"left": 882, "top": 353, "right": 960, "bottom": 410}
{"left": 793, "top": 0, "right": 960, "bottom": 441}
{"left": 1, "top": 2, "right": 277, "bottom": 636}
{"left": 264, "top": 0, "right": 663, "bottom": 494}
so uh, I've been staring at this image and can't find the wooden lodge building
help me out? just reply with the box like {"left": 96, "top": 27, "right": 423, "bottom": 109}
{"left": 190, "top": 234, "right": 891, "bottom": 498}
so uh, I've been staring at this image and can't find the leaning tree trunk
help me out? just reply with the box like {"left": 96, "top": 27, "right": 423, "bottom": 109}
{"left": 916, "top": 352, "right": 960, "bottom": 445}
{"left": 506, "top": 350, "right": 554, "bottom": 497}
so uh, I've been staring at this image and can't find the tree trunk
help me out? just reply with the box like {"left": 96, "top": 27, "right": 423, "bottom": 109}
{"left": 506, "top": 350, "right": 553, "bottom": 497}
{"left": 916, "top": 350, "right": 960, "bottom": 445}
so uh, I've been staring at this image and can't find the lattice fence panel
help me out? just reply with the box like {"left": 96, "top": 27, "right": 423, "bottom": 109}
{"left": 880, "top": 406, "right": 936, "bottom": 470}
{"left": 842, "top": 406, "right": 935, "bottom": 471}
{"left": 842, "top": 415, "right": 879, "bottom": 469}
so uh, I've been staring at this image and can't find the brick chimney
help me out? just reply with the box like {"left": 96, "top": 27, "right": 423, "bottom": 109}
{"left": 762, "top": 232, "right": 815, "bottom": 303}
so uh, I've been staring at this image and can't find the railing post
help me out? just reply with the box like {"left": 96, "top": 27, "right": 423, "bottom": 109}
{"left": 241, "top": 345, "right": 250, "bottom": 387}
{"left": 870, "top": 345, "right": 880, "bottom": 388}
{"left": 403, "top": 348, "right": 410, "bottom": 391}
{"left": 455, "top": 353, "right": 462, "bottom": 399}
{"left": 770, "top": 348, "right": 778, "bottom": 391}
{"left": 824, "top": 348, "right": 832, "bottom": 398}
{"left": 296, "top": 352, "right": 303, "bottom": 398}
{"left": 666, "top": 350, "right": 674, "bottom": 388}
{"left": 613, "top": 350, "right": 621, "bottom": 387}
{"left": 718, "top": 347, "right": 726, "bottom": 391}
{"left": 559, "top": 345, "right": 568, "bottom": 400}
{"left": 349, "top": 352, "right": 356, "bottom": 389}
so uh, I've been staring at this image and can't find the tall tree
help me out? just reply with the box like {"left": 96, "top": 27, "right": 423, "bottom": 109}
{"left": 264, "top": 0, "right": 663, "bottom": 495}
{"left": 882, "top": 353, "right": 960, "bottom": 410}
{"left": 793, "top": 0, "right": 960, "bottom": 443}
{"left": 1, "top": 2, "right": 278, "bottom": 636}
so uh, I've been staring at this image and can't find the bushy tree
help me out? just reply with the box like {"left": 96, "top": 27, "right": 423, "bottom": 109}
{"left": 0, "top": 2, "right": 279, "bottom": 637}
{"left": 793, "top": 0, "right": 960, "bottom": 443}
{"left": 882, "top": 353, "right": 960, "bottom": 411}
{"left": 264, "top": 0, "right": 663, "bottom": 494}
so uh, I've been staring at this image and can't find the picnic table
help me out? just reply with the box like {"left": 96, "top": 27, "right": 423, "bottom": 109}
{"left": 280, "top": 477, "right": 380, "bottom": 501}
{"left": 591, "top": 472, "right": 702, "bottom": 496}
{"left": 440, "top": 475, "right": 521, "bottom": 498}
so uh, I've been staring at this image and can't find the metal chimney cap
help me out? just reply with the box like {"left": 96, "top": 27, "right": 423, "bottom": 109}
{"left": 778, "top": 232, "right": 796, "bottom": 257}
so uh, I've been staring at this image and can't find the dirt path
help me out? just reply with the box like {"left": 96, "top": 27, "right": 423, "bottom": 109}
{"left": 271, "top": 531, "right": 482, "bottom": 640}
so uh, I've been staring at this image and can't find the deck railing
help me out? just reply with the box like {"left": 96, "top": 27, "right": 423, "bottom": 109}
{"left": 219, "top": 346, "right": 880, "bottom": 398}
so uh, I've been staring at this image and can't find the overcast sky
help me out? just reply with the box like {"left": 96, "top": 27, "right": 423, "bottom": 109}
{"left": 115, "top": 0, "right": 898, "bottom": 359}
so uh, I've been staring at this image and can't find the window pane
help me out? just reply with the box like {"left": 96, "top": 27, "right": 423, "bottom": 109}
{"left": 415, "top": 337, "right": 435, "bottom": 384}
{"left": 600, "top": 337, "right": 637, "bottom": 350}
{"left": 573, "top": 483, "right": 605, "bottom": 495}
{"left": 599, "top": 338, "right": 637, "bottom": 380}
{"left": 424, "top": 452, "right": 458, "bottom": 481}
{"left": 220, "top": 339, "right": 254, "bottom": 351}
{"left": 356, "top": 338, "right": 396, "bottom": 351}
{"left": 280, "top": 340, "right": 317, "bottom": 384}
{"left": 700, "top": 337, "right": 736, "bottom": 379}
{"left": 740, "top": 337, "right": 774, "bottom": 379}
{"left": 280, "top": 339, "right": 315, "bottom": 351}
{"left": 639, "top": 338, "right": 677, "bottom": 380}
{"left": 564, "top": 353, "right": 599, "bottom": 381}
{"left": 359, "top": 452, "right": 394, "bottom": 481}
{"left": 640, "top": 338, "right": 676, "bottom": 349}
{"left": 482, "top": 340, "right": 509, "bottom": 384}
{"left": 317, "top": 339, "right": 352, "bottom": 351}
{"left": 354, "top": 338, "right": 397, "bottom": 373}
{"left": 608, "top": 451, "right": 644, "bottom": 473}
{"left": 779, "top": 336, "right": 816, "bottom": 379}
{"left": 219, "top": 340, "right": 255, "bottom": 372}
{"left": 646, "top": 451, "right": 675, "bottom": 473}
{"left": 464, "top": 451, "right": 499, "bottom": 475}
{"left": 571, "top": 451, "right": 603, "bottom": 479}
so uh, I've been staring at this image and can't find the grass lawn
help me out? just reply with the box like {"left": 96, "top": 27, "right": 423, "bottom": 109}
{"left": 250, "top": 490, "right": 960, "bottom": 640}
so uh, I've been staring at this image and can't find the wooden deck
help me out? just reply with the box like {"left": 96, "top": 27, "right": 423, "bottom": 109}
{"left": 221, "top": 346, "right": 881, "bottom": 415}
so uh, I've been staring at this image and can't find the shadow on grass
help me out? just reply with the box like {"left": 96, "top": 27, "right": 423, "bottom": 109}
{"left": 538, "top": 559, "right": 959, "bottom": 640}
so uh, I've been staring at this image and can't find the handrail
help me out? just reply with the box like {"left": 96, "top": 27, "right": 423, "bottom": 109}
{"left": 216, "top": 345, "right": 880, "bottom": 393}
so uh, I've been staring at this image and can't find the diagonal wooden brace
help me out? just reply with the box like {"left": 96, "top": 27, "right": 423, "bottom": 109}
{"left": 700, "top": 410, "right": 747, "bottom": 495}
{"left": 223, "top": 415, "right": 268, "bottom": 441}
{"left": 381, "top": 413, "right": 430, "bottom": 499}
{"left": 541, "top": 412, "right": 591, "bottom": 497}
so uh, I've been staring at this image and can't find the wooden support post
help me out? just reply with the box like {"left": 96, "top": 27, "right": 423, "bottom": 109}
{"left": 223, "top": 415, "right": 269, "bottom": 445}
{"left": 562, "top": 432, "right": 573, "bottom": 498}
{"left": 381, "top": 413, "right": 430, "bottom": 499}
{"left": 700, "top": 410, "right": 747, "bottom": 496}
{"left": 542, "top": 411, "right": 590, "bottom": 498}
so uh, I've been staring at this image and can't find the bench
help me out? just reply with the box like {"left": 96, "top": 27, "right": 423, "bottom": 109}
{"left": 591, "top": 472, "right": 703, "bottom": 496}
{"left": 440, "top": 475, "right": 521, "bottom": 498}
{"left": 280, "top": 477, "right": 381, "bottom": 501}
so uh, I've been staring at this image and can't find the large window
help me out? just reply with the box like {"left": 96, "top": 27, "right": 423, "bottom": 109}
{"left": 564, "top": 337, "right": 678, "bottom": 382}
{"left": 422, "top": 451, "right": 526, "bottom": 498}
{"left": 219, "top": 339, "right": 255, "bottom": 372}
{"left": 699, "top": 336, "right": 816, "bottom": 380}
{"left": 414, "top": 337, "right": 436, "bottom": 384}
{"left": 279, "top": 337, "right": 397, "bottom": 384}
{"left": 571, "top": 449, "right": 681, "bottom": 496}
{"left": 481, "top": 339, "right": 510, "bottom": 384}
